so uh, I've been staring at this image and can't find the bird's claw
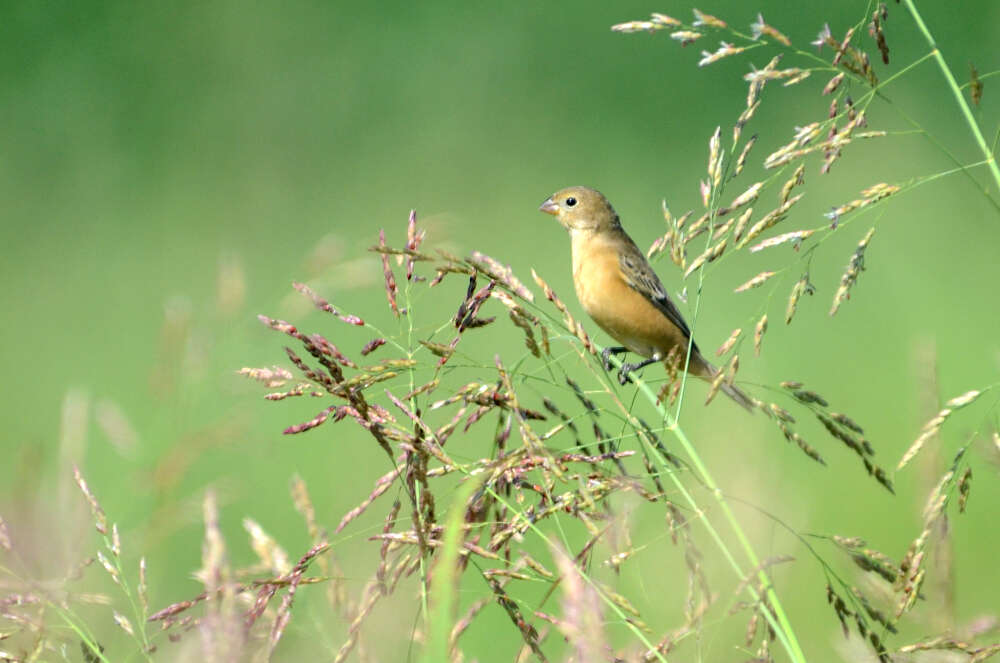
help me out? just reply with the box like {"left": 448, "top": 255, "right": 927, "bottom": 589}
{"left": 617, "top": 364, "right": 636, "bottom": 385}
{"left": 601, "top": 347, "right": 615, "bottom": 371}
{"left": 601, "top": 346, "right": 628, "bottom": 372}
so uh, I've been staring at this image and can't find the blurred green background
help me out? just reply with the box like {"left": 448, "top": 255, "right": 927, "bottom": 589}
{"left": 2, "top": 1, "right": 998, "bottom": 661}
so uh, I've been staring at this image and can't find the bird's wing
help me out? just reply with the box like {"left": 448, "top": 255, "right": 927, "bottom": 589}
{"left": 618, "top": 240, "right": 699, "bottom": 351}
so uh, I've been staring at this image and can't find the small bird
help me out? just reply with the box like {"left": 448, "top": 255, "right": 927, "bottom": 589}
{"left": 539, "top": 186, "right": 754, "bottom": 411}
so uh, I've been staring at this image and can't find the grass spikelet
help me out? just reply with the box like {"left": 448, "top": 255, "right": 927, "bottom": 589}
{"left": 378, "top": 229, "right": 399, "bottom": 317}
{"left": 785, "top": 274, "right": 813, "bottom": 324}
{"left": 419, "top": 339, "right": 455, "bottom": 359}
{"left": 734, "top": 270, "right": 777, "bottom": 292}
{"left": 783, "top": 70, "right": 811, "bottom": 86}
{"left": 969, "top": 62, "right": 983, "bottom": 107}
{"left": 336, "top": 467, "right": 401, "bottom": 534}
{"left": 74, "top": 465, "right": 108, "bottom": 535}
{"left": 945, "top": 389, "right": 983, "bottom": 408}
{"left": 692, "top": 8, "right": 725, "bottom": 29}
{"left": 895, "top": 453, "right": 967, "bottom": 618}
{"left": 749, "top": 229, "right": 816, "bottom": 252}
{"left": 958, "top": 467, "right": 972, "bottom": 512}
{"left": 360, "top": 338, "right": 386, "bottom": 356}
{"left": 825, "top": 184, "right": 899, "bottom": 224}
{"left": 97, "top": 551, "right": 121, "bottom": 586}
{"left": 733, "top": 134, "right": 757, "bottom": 174}
{"left": 113, "top": 611, "right": 135, "bottom": 637}
{"left": 855, "top": 551, "right": 900, "bottom": 585}
{"left": 284, "top": 406, "right": 337, "bottom": 435}
{"left": 898, "top": 389, "right": 985, "bottom": 470}
{"left": 138, "top": 557, "right": 149, "bottom": 616}
{"left": 720, "top": 182, "right": 762, "bottom": 216}
{"left": 869, "top": 4, "right": 889, "bottom": 65}
{"left": 704, "top": 366, "right": 726, "bottom": 405}
{"left": 830, "top": 227, "right": 875, "bottom": 315}
{"left": 292, "top": 282, "right": 365, "bottom": 325}
{"left": 405, "top": 209, "right": 425, "bottom": 280}
{"left": 716, "top": 328, "right": 741, "bottom": 356}
{"left": 699, "top": 178, "right": 711, "bottom": 207}
{"left": 699, "top": 41, "right": 746, "bottom": 67}
{"left": 746, "top": 76, "right": 763, "bottom": 113}
{"left": 486, "top": 578, "right": 545, "bottom": 658}
{"left": 611, "top": 20, "right": 659, "bottom": 34}
{"left": 733, "top": 207, "right": 753, "bottom": 242}
{"left": 707, "top": 126, "right": 723, "bottom": 187}
{"left": 651, "top": 13, "right": 680, "bottom": 27}
{"left": 832, "top": 26, "right": 857, "bottom": 67}
{"left": 683, "top": 213, "right": 710, "bottom": 244}
{"left": 790, "top": 389, "right": 829, "bottom": 407}
{"left": 750, "top": 13, "right": 791, "bottom": 46}
{"left": 753, "top": 314, "right": 767, "bottom": 355}
{"left": 683, "top": 238, "right": 726, "bottom": 278}
{"left": 239, "top": 366, "right": 294, "bottom": 387}
{"left": 671, "top": 30, "right": 703, "bottom": 46}
{"left": 780, "top": 164, "right": 806, "bottom": 205}
{"left": 245, "top": 518, "right": 291, "bottom": 575}
{"left": 770, "top": 415, "right": 825, "bottom": 465}
{"left": 811, "top": 23, "right": 834, "bottom": 50}
{"left": 830, "top": 412, "right": 864, "bottom": 434}
{"left": 822, "top": 72, "right": 845, "bottom": 95}
{"left": 740, "top": 193, "right": 804, "bottom": 246}
{"left": 468, "top": 251, "right": 534, "bottom": 302}
{"left": 763, "top": 123, "right": 822, "bottom": 169}
{"left": 712, "top": 216, "right": 735, "bottom": 240}
{"left": 745, "top": 66, "right": 809, "bottom": 85}
{"left": 725, "top": 353, "right": 739, "bottom": 387}
{"left": 509, "top": 310, "right": 542, "bottom": 357}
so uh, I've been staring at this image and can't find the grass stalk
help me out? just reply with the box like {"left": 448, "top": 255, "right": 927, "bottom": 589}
{"left": 902, "top": 0, "right": 1000, "bottom": 194}
{"left": 626, "top": 367, "right": 807, "bottom": 663}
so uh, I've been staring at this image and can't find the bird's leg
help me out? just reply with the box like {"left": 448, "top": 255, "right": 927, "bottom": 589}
{"left": 601, "top": 346, "right": 629, "bottom": 371}
{"left": 618, "top": 357, "right": 660, "bottom": 385}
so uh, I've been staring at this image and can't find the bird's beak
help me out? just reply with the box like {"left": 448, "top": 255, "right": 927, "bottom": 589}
{"left": 538, "top": 198, "right": 559, "bottom": 216}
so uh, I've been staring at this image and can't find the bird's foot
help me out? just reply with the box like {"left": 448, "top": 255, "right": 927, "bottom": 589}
{"left": 618, "top": 357, "right": 659, "bottom": 385}
{"left": 601, "top": 346, "right": 628, "bottom": 371}
{"left": 617, "top": 363, "right": 637, "bottom": 385}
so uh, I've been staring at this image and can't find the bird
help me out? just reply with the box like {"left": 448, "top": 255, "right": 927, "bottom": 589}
{"left": 539, "top": 185, "right": 754, "bottom": 412}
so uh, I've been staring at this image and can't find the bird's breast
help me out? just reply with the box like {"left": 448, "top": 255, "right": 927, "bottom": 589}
{"left": 570, "top": 230, "right": 693, "bottom": 360}
{"left": 571, "top": 233, "right": 656, "bottom": 357}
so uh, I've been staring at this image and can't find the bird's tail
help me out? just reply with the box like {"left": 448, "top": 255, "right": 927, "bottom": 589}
{"left": 692, "top": 355, "right": 756, "bottom": 413}
{"left": 720, "top": 382, "right": 756, "bottom": 413}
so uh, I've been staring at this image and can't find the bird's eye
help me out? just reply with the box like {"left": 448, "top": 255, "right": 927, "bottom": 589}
{"left": 565, "top": 197, "right": 577, "bottom": 207}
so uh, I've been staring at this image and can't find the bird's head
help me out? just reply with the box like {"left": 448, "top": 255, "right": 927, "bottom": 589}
{"left": 539, "top": 186, "right": 620, "bottom": 232}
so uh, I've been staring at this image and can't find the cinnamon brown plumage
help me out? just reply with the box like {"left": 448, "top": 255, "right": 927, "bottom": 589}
{"left": 540, "top": 185, "right": 754, "bottom": 411}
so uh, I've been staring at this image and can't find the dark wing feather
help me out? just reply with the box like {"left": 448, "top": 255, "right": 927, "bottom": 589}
{"left": 618, "top": 239, "right": 700, "bottom": 354}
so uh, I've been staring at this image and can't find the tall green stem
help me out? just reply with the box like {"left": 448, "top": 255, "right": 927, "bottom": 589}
{"left": 903, "top": 0, "right": 1000, "bottom": 194}
{"left": 629, "top": 375, "right": 807, "bottom": 663}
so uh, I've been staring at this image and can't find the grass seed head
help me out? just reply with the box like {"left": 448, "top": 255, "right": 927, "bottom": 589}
{"left": 753, "top": 314, "right": 767, "bottom": 355}
{"left": 735, "top": 270, "right": 777, "bottom": 293}
{"left": 958, "top": 467, "right": 972, "bottom": 513}
{"left": 716, "top": 328, "right": 742, "bottom": 356}
{"left": 823, "top": 72, "right": 846, "bottom": 95}
{"left": 786, "top": 275, "right": 814, "bottom": 324}
{"left": 830, "top": 227, "right": 876, "bottom": 315}
{"left": 969, "top": 62, "right": 983, "bottom": 106}
{"left": 708, "top": 126, "right": 723, "bottom": 187}
{"left": 699, "top": 41, "right": 746, "bottom": 67}
{"left": 750, "top": 13, "right": 791, "bottom": 46}
{"left": 733, "top": 134, "right": 757, "bottom": 175}
{"left": 671, "top": 30, "right": 703, "bottom": 45}
{"left": 733, "top": 207, "right": 753, "bottom": 242}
